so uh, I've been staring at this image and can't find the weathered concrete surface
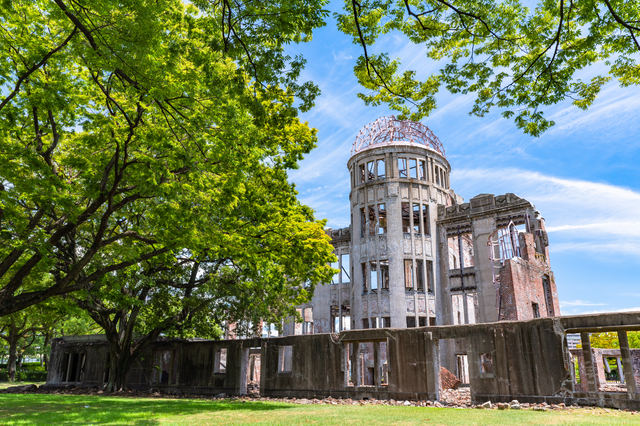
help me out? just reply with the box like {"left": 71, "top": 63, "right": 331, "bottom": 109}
{"left": 48, "top": 311, "right": 640, "bottom": 409}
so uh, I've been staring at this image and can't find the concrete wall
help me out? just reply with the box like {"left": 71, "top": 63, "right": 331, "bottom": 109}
{"left": 48, "top": 311, "right": 640, "bottom": 409}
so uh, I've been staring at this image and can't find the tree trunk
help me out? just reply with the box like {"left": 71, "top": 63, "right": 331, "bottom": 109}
{"left": 7, "top": 339, "right": 17, "bottom": 382}
{"left": 104, "top": 350, "right": 132, "bottom": 393}
{"left": 43, "top": 333, "right": 50, "bottom": 372}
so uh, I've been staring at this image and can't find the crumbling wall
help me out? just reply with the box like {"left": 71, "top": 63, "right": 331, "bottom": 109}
{"left": 46, "top": 312, "right": 640, "bottom": 409}
{"left": 47, "top": 336, "right": 109, "bottom": 386}
{"left": 498, "top": 258, "right": 554, "bottom": 321}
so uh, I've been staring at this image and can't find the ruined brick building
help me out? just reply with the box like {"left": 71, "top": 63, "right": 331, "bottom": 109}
{"left": 46, "top": 117, "right": 640, "bottom": 410}
{"left": 283, "top": 116, "right": 561, "bottom": 378}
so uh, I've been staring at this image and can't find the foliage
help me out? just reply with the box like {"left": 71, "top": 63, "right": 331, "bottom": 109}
{"left": 588, "top": 331, "right": 640, "bottom": 349}
{"left": 337, "top": 0, "right": 640, "bottom": 136}
{"left": 0, "top": 0, "right": 332, "bottom": 316}
{"left": 0, "top": 370, "right": 47, "bottom": 382}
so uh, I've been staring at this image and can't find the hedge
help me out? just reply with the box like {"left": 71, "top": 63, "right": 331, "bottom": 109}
{"left": 0, "top": 371, "right": 48, "bottom": 382}
{"left": 0, "top": 362, "right": 43, "bottom": 371}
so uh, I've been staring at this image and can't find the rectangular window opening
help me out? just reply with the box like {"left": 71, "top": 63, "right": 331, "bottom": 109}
{"left": 380, "top": 341, "right": 389, "bottom": 386}
{"left": 370, "top": 261, "right": 378, "bottom": 291}
{"left": 573, "top": 356, "right": 581, "bottom": 384}
{"left": 457, "top": 354, "right": 470, "bottom": 384}
{"left": 361, "top": 263, "right": 368, "bottom": 293}
{"left": 448, "top": 234, "right": 475, "bottom": 269}
{"left": 380, "top": 260, "right": 389, "bottom": 290}
{"left": 367, "top": 161, "right": 375, "bottom": 181}
{"left": 404, "top": 259, "right": 414, "bottom": 290}
{"left": 215, "top": 348, "right": 227, "bottom": 373}
{"left": 480, "top": 353, "right": 493, "bottom": 374}
{"left": 452, "top": 293, "right": 478, "bottom": 324}
{"left": 401, "top": 202, "right": 410, "bottom": 233}
{"left": 303, "top": 307, "right": 314, "bottom": 335}
{"left": 332, "top": 305, "right": 351, "bottom": 332}
{"left": 345, "top": 343, "right": 354, "bottom": 386}
{"left": 154, "top": 350, "right": 174, "bottom": 385}
{"left": 416, "top": 259, "right": 424, "bottom": 291}
{"left": 422, "top": 205, "right": 430, "bottom": 236}
{"left": 361, "top": 342, "right": 375, "bottom": 386}
{"left": 532, "top": 302, "right": 540, "bottom": 318}
{"left": 383, "top": 317, "right": 391, "bottom": 328}
{"left": 368, "top": 205, "right": 376, "bottom": 236}
{"left": 409, "top": 159, "right": 417, "bottom": 178}
{"left": 342, "top": 305, "right": 351, "bottom": 331}
{"left": 359, "top": 164, "right": 366, "bottom": 183}
{"left": 426, "top": 260, "right": 434, "bottom": 292}
{"left": 341, "top": 254, "right": 351, "bottom": 282}
{"left": 435, "top": 166, "right": 440, "bottom": 185}
{"left": 278, "top": 346, "right": 293, "bottom": 373}
{"left": 360, "top": 208, "right": 366, "bottom": 238}
{"left": 419, "top": 160, "right": 426, "bottom": 180}
{"left": 543, "top": 276, "right": 555, "bottom": 317}
{"left": 376, "top": 159, "right": 386, "bottom": 179}
{"left": 398, "top": 158, "right": 407, "bottom": 178}
{"left": 378, "top": 204, "right": 387, "bottom": 234}
{"left": 371, "top": 317, "right": 379, "bottom": 329}
{"left": 419, "top": 317, "right": 427, "bottom": 327}
{"left": 331, "top": 258, "right": 340, "bottom": 284}
{"left": 412, "top": 203, "right": 421, "bottom": 233}
{"left": 362, "top": 318, "right": 370, "bottom": 329}
{"left": 406, "top": 316, "right": 416, "bottom": 328}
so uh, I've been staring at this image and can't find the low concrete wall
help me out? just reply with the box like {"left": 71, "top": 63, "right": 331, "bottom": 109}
{"left": 47, "top": 311, "right": 640, "bottom": 409}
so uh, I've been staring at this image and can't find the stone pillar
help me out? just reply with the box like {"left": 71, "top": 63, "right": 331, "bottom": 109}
{"left": 580, "top": 333, "right": 597, "bottom": 392}
{"left": 618, "top": 330, "right": 637, "bottom": 395}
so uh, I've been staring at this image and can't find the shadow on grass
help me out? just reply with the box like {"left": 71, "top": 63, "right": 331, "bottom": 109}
{"left": 0, "top": 393, "right": 293, "bottom": 425}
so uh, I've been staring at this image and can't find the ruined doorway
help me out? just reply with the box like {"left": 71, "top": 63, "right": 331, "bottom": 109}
{"left": 248, "top": 348, "right": 261, "bottom": 395}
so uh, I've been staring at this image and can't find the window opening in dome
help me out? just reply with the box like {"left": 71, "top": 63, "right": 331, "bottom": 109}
{"left": 409, "top": 159, "right": 417, "bottom": 178}
{"left": 367, "top": 161, "right": 375, "bottom": 181}
{"left": 376, "top": 159, "right": 386, "bottom": 179}
{"left": 398, "top": 158, "right": 407, "bottom": 178}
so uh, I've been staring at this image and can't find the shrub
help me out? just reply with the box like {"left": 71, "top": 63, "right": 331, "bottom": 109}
{"left": 0, "top": 371, "right": 47, "bottom": 382}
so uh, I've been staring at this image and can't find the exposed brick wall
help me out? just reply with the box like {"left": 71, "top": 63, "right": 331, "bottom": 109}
{"left": 570, "top": 349, "right": 588, "bottom": 392}
{"left": 497, "top": 232, "right": 558, "bottom": 321}
{"left": 570, "top": 348, "right": 640, "bottom": 392}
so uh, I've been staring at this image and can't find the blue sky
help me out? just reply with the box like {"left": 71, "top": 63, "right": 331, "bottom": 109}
{"left": 285, "top": 3, "right": 640, "bottom": 316}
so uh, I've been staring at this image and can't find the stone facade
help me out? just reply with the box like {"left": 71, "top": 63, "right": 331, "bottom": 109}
{"left": 285, "top": 119, "right": 561, "bottom": 382}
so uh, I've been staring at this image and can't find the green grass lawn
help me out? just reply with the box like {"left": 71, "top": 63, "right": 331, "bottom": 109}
{"left": 0, "top": 393, "right": 638, "bottom": 425}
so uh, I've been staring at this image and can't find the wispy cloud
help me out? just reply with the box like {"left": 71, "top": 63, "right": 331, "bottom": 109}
{"left": 332, "top": 49, "right": 353, "bottom": 61}
{"left": 569, "top": 306, "right": 640, "bottom": 315}
{"left": 560, "top": 300, "right": 607, "bottom": 307}
{"left": 452, "top": 168, "right": 640, "bottom": 260}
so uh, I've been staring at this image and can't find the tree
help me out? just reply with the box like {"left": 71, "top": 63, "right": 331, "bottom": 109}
{"left": 589, "top": 331, "right": 640, "bottom": 349}
{"left": 0, "top": 0, "right": 332, "bottom": 315}
{"left": 0, "top": 297, "right": 69, "bottom": 381}
{"left": 337, "top": 0, "right": 640, "bottom": 136}
{"left": 74, "top": 160, "right": 334, "bottom": 392}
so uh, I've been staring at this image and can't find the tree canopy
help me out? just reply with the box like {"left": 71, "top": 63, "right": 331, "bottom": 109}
{"left": 337, "top": 0, "right": 640, "bottom": 136}
{"left": 0, "top": 0, "right": 334, "bottom": 318}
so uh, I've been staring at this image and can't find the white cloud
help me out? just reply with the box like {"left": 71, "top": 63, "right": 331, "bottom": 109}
{"left": 332, "top": 49, "right": 353, "bottom": 61}
{"left": 452, "top": 168, "right": 640, "bottom": 260}
{"left": 560, "top": 300, "right": 607, "bottom": 307}
{"left": 570, "top": 306, "right": 640, "bottom": 315}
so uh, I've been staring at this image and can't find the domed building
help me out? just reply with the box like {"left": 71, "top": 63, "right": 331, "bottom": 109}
{"left": 284, "top": 116, "right": 559, "bottom": 379}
